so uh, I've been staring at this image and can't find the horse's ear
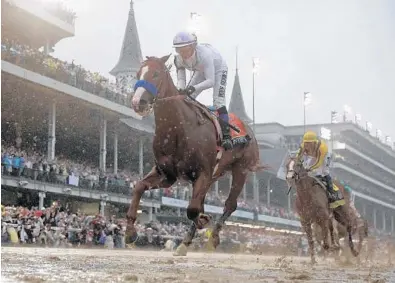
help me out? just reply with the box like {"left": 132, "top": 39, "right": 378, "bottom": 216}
{"left": 160, "top": 54, "right": 172, "bottom": 64}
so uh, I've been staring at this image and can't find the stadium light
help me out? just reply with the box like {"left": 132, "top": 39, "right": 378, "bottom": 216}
{"left": 188, "top": 12, "right": 202, "bottom": 34}
{"left": 355, "top": 113, "right": 362, "bottom": 124}
{"left": 303, "top": 92, "right": 312, "bottom": 106}
{"left": 343, "top": 104, "right": 352, "bottom": 122}
{"left": 251, "top": 57, "right": 260, "bottom": 199}
{"left": 331, "top": 110, "right": 339, "bottom": 124}
{"left": 252, "top": 57, "right": 260, "bottom": 133}
{"left": 320, "top": 127, "right": 331, "bottom": 140}
{"left": 366, "top": 121, "right": 372, "bottom": 133}
{"left": 303, "top": 92, "right": 312, "bottom": 132}
{"left": 376, "top": 129, "right": 382, "bottom": 139}
{"left": 252, "top": 57, "right": 260, "bottom": 74}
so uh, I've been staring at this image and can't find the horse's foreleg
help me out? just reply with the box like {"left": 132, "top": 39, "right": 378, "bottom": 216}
{"left": 302, "top": 220, "right": 316, "bottom": 264}
{"left": 211, "top": 165, "right": 248, "bottom": 248}
{"left": 126, "top": 166, "right": 174, "bottom": 243}
{"left": 174, "top": 173, "right": 211, "bottom": 257}
{"left": 318, "top": 217, "right": 331, "bottom": 259}
{"left": 187, "top": 173, "right": 212, "bottom": 228}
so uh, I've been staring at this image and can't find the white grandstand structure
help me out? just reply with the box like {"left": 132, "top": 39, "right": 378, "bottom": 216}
{"left": 253, "top": 122, "right": 395, "bottom": 234}
{"left": 1, "top": 0, "right": 394, "bottom": 236}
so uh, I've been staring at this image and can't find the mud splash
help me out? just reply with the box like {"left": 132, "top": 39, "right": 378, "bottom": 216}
{"left": 1, "top": 247, "right": 393, "bottom": 283}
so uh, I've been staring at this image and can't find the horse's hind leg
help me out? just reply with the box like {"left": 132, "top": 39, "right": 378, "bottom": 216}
{"left": 333, "top": 206, "right": 359, "bottom": 257}
{"left": 211, "top": 164, "right": 248, "bottom": 248}
{"left": 126, "top": 166, "right": 175, "bottom": 243}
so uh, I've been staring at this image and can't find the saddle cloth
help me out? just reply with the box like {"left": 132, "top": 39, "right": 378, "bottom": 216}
{"left": 314, "top": 177, "right": 346, "bottom": 209}
{"left": 188, "top": 100, "right": 250, "bottom": 148}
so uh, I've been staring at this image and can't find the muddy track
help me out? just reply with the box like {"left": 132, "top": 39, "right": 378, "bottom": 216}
{"left": 1, "top": 247, "right": 393, "bottom": 283}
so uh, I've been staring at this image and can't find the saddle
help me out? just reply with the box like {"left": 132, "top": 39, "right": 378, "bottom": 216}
{"left": 186, "top": 98, "right": 250, "bottom": 149}
{"left": 311, "top": 176, "right": 345, "bottom": 209}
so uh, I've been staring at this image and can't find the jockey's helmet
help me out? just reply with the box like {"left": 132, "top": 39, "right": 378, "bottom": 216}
{"left": 302, "top": 131, "right": 318, "bottom": 143}
{"left": 172, "top": 31, "right": 197, "bottom": 48}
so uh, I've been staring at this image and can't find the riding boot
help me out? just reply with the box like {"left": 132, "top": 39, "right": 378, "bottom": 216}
{"left": 217, "top": 106, "right": 233, "bottom": 151}
{"left": 323, "top": 174, "right": 341, "bottom": 201}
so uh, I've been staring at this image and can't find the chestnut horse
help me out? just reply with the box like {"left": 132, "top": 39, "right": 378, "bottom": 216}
{"left": 285, "top": 158, "right": 359, "bottom": 264}
{"left": 126, "top": 55, "right": 264, "bottom": 256}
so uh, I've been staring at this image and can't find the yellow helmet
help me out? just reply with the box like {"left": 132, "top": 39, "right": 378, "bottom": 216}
{"left": 303, "top": 131, "right": 318, "bottom": 143}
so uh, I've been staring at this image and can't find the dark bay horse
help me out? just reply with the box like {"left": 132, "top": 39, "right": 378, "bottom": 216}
{"left": 313, "top": 181, "right": 368, "bottom": 257}
{"left": 126, "top": 55, "right": 264, "bottom": 256}
{"left": 285, "top": 158, "right": 359, "bottom": 264}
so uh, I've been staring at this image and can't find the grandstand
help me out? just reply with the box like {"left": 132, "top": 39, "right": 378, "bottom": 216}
{"left": 1, "top": 0, "right": 393, "bottom": 237}
{"left": 254, "top": 122, "right": 395, "bottom": 234}
{"left": 0, "top": 0, "right": 298, "bottom": 231}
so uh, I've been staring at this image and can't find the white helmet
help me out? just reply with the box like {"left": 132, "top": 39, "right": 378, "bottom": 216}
{"left": 172, "top": 31, "right": 197, "bottom": 48}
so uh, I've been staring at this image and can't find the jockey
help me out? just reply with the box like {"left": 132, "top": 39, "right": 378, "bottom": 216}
{"left": 339, "top": 180, "right": 361, "bottom": 219}
{"left": 172, "top": 31, "right": 233, "bottom": 151}
{"left": 296, "top": 131, "right": 345, "bottom": 208}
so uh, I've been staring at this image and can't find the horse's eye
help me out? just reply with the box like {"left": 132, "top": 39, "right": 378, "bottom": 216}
{"left": 152, "top": 71, "right": 159, "bottom": 80}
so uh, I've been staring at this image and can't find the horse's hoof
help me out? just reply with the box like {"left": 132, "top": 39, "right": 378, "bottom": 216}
{"left": 196, "top": 213, "right": 212, "bottom": 229}
{"left": 210, "top": 235, "right": 220, "bottom": 249}
{"left": 173, "top": 243, "right": 188, "bottom": 256}
{"left": 310, "top": 257, "right": 317, "bottom": 265}
{"left": 323, "top": 244, "right": 330, "bottom": 251}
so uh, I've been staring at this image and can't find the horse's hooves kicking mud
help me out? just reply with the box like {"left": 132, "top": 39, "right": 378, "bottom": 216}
{"left": 173, "top": 243, "right": 188, "bottom": 256}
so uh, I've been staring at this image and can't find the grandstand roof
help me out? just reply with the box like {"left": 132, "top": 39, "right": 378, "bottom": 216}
{"left": 110, "top": 1, "right": 143, "bottom": 76}
{"left": 121, "top": 114, "right": 155, "bottom": 134}
{"left": 228, "top": 52, "right": 252, "bottom": 124}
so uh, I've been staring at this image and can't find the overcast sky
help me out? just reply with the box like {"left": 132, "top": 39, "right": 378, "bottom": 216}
{"left": 54, "top": 0, "right": 395, "bottom": 140}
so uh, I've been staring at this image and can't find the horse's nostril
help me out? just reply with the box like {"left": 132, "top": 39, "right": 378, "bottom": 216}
{"left": 140, "top": 99, "right": 148, "bottom": 105}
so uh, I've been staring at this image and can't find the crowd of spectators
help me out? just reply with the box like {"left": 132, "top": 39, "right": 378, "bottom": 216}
{"left": 1, "top": 203, "right": 126, "bottom": 248}
{"left": 1, "top": 38, "right": 131, "bottom": 107}
{"left": 1, "top": 144, "right": 140, "bottom": 196}
{"left": 4, "top": 0, "right": 76, "bottom": 25}
{"left": 1, "top": 142, "right": 300, "bottom": 221}
{"left": 1, "top": 203, "right": 305, "bottom": 254}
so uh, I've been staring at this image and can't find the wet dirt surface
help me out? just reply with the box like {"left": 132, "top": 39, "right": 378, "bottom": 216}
{"left": 1, "top": 247, "right": 394, "bottom": 283}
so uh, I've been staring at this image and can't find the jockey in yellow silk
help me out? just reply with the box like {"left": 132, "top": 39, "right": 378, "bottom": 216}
{"left": 296, "top": 131, "right": 345, "bottom": 208}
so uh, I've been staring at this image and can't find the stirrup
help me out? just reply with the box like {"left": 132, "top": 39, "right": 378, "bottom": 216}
{"left": 222, "top": 138, "right": 233, "bottom": 150}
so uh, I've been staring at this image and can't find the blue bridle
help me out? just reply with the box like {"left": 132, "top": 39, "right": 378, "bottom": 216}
{"left": 134, "top": 80, "right": 159, "bottom": 97}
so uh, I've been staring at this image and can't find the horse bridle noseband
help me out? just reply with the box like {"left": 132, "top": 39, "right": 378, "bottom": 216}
{"left": 133, "top": 59, "right": 197, "bottom": 110}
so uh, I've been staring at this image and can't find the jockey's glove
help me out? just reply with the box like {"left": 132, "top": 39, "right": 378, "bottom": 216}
{"left": 184, "top": 86, "right": 196, "bottom": 96}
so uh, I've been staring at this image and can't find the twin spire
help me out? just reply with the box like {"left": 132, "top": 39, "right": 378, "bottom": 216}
{"left": 228, "top": 47, "right": 252, "bottom": 124}
{"left": 110, "top": 0, "right": 143, "bottom": 76}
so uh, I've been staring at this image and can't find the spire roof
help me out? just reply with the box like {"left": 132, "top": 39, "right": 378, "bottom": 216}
{"left": 228, "top": 48, "right": 252, "bottom": 124}
{"left": 110, "top": 0, "right": 143, "bottom": 76}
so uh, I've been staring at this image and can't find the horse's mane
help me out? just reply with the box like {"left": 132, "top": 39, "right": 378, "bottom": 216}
{"left": 144, "top": 56, "right": 173, "bottom": 72}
